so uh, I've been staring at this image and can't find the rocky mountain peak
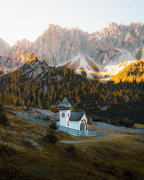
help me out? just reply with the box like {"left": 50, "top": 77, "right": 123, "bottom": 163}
{"left": 14, "top": 39, "right": 32, "bottom": 49}
{"left": 109, "top": 22, "right": 119, "bottom": 29}
{"left": 47, "top": 23, "right": 56, "bottom": 29}
{"left": 45, "top": 24, "right": 64, "bottom": 34}
{"left": 74, "top": 26, "right": 79, "bottom": 31}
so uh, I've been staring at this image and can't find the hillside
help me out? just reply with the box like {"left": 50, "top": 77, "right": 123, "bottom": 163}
{"left": 111, "top": 59, "right": 144, "bottom": 83}
{"left": 0, "top": 54, "right": 144, "bottom": 126}
{"left": 0, "top": 54, "right": 102, "bottom": 109}
{"left": 0, "top": 104, "right": 144, "bottom": 179}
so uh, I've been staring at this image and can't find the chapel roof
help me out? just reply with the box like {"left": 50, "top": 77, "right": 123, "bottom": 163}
{"left": 69, "top": 111, "right": 85, "bottom": 121}
{"left": 59, "top": 97, "right": 72, "bottom": 109}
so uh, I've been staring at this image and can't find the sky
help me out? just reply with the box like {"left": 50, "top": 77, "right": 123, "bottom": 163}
{"left": 0, "top": 0, "right": 144, "bottom": 46}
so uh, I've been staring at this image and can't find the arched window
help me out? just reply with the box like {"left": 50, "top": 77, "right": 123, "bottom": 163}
{"left": 81, "top": 122, "right": 86, "bottom": 131}
{"left": 80, "top": 119, "right": 87, "bottom": 131}
{"left": 62, "top": 113, "right": 65, "bottom": 117}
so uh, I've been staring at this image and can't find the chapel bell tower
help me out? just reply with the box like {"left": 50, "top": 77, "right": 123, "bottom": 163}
{"left": 59, "top": 97, "right": 72, "bottom": 127}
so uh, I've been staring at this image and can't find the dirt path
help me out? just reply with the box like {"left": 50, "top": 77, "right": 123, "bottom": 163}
{"left": 61, "top": 134, "right": 128, "bottom": 144}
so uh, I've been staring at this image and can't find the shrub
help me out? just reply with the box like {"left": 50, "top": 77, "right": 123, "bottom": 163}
{"left": 0, "top": 104, "right": 9, "bottom": 126}
{"left": 65, "top": 144, "right": 75, "bottom": 152}
{"left": 43, "top": 131, "right": 58, "bottom": 144}
{"left": 49, "top": 123, "right": 58, "bottom": 130}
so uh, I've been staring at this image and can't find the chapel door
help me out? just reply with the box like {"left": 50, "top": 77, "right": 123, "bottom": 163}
{"left": 81, "top": 122, "right": 86, "bottom": 131}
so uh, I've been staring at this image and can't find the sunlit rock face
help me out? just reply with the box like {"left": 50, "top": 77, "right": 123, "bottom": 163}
{"left": 0, "top": 38, "right": 11, "bottom": 73}
{"left": 9, "top": 39, "right": 32, "bottom": 68}
{"left": 1, "top": 22, "right": 144, "bottom": 73}
{"left": 28, "top": 24, "right": 89, "bottom": 65}
{"left": 29, "top": 22, "right": 144, "bottom": 66}
{"left": 96, "top": 22, "right": 144, "bottom": 52}
{"left": 0, "top": 39, "right": 32, "bottom": 73}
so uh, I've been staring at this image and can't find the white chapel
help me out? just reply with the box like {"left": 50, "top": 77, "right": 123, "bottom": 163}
{"left": 58, "top": 97, "right": 88, "bottom": 131}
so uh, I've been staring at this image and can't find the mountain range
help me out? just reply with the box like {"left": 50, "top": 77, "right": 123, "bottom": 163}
{"left": 0, "top": 22, "right": 144, "bottom": 78}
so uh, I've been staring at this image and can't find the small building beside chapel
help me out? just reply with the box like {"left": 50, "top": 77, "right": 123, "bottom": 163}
{"left": 59, "top": 97, "right": 88, "bottom": 131}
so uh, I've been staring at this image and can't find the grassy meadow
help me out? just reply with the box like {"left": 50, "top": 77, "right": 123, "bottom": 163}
{"left": 0, "top": 104, "right": 144, "bottom": 180}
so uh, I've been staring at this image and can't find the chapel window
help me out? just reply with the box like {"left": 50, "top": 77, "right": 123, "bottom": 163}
{"left": 62, "top": 113, "right": 65, "bottom": 117}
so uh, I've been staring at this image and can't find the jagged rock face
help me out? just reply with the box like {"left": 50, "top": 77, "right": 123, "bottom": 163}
{"left": 96, "top": 22, "right": 144, "bottom": 52}
{"left": 1, "top": 22, "right": 144, "bottom": 72}
{"left": 0, "top": 50, "right": 30, "bottom": 74}
{"left": 29, "top": 24, "right": 109, "bottom": 65}
{"left": 9, "top": 39, "right": 32, "bottom": 67}
{"left": 29, "top": 24, "right": 89, "bottom": 65}
{"left": 11, "top": 39, "right": 32, "bottom": 53}
{"left": 0, "top": 38, "right": 11, "bottom": 73}
{"left": 0, "top": 39, "right": 32, "bottom": 72}
{"left": 29, "top": 23, "right": 144, "bottom": 66}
